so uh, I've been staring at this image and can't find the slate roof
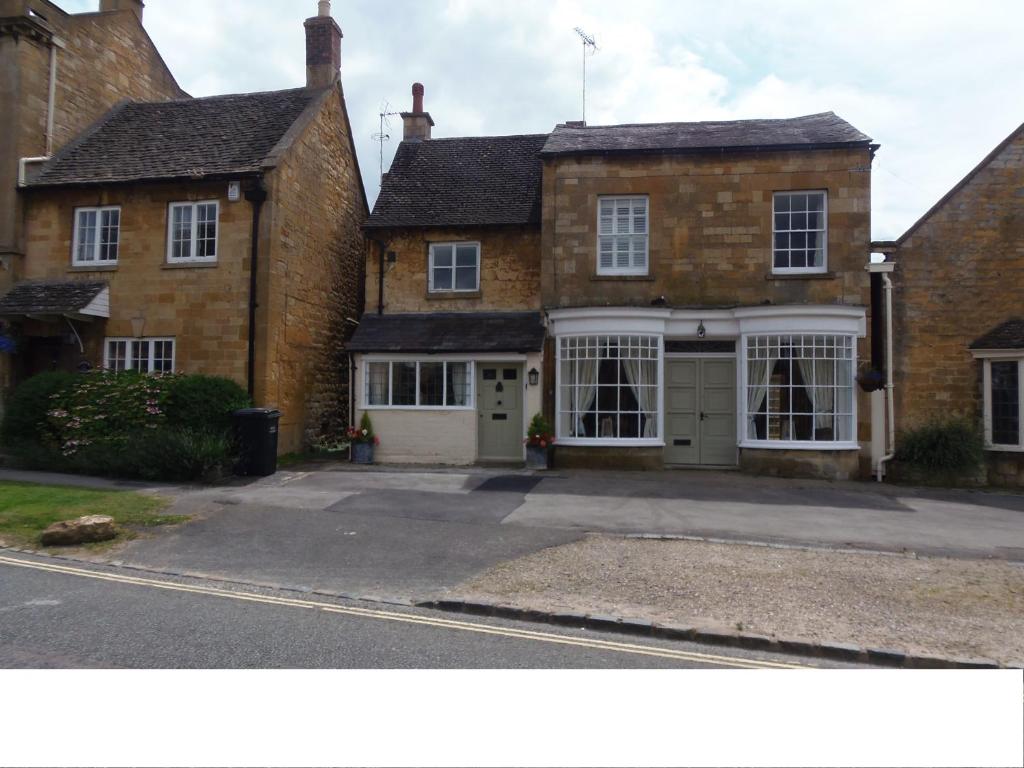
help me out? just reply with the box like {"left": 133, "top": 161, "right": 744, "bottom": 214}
{"left": 970, "top": 319, "right": 1024, "bottom": 350}
{"left": 541, "top": 112, "right": 872, "bottom": 156}
{"left": 365, "top": 134, "right": 549, "bottom": 229}
{"left": 347, "top": 312, "right": 546, "bottom": 353}
{"left": 27, "top": 88, "right": 321, "bottom": 187}
{"left": 0, "top": 281, "right": 107, "bottom": 316}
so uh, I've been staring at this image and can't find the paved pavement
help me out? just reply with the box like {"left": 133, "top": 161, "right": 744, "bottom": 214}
{"left": 0, "top": 551, "right": 833, "bottom": 669}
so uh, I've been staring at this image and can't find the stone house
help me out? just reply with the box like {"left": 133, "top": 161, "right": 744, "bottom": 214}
{"left": 0, "top": 1, "right": 368, "bottom": 454}
{"left": 879, "top": 122, "right": 1024, "bottom": 485}
{"left": 352, "top": 85, "right": 880, "bottom": 478}
{"left": 0, "top": 0, "right": 186, "bottom": 400}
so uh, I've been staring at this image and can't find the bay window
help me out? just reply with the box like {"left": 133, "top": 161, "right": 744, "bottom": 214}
{"left": 558, "top": 335, "right": 660, "bottom": 441}
{"left": 365, "top": 360, "right": 472, "bottom": 408}
{"left": 744, "top": 334, "right": 855, "bottom": 445}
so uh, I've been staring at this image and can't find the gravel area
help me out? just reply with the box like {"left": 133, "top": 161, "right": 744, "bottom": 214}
{"left": 452, "top": 535, "right": 1024, "bottom": 665}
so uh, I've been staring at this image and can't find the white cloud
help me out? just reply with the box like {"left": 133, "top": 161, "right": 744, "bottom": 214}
{"left": 58, "top": 0, "right": 1024, "bottom": 239}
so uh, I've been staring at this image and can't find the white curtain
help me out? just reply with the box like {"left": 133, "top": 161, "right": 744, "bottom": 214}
{"left": 449, "top": 362, "right": 468, "bottom": 406}
{"left": 573, "top": 358, "right": 598, "bottom": 436}
{"left": 622, "top": 358, "right": 658, "bottom": 437}
{"left": 797, "top": 358, "right": 835, "bottom": 431}
{"left": 746, "top": 360, "right": 769, "bottom": 439}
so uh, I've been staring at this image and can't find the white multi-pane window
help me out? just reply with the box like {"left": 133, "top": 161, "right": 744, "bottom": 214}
{"left": 745, "top": 334, "right": 855, "bottom": 445}
{"left": 558, "top": 335, "right": 660, "bottom": 441}
{"left": 598, "top": 196, "right": 648, "bottom": 275}
{"left": 981, "top": 357, "right": 1024, "bottom": 450}
{"left": 365, "top": 360, "right": 473, "bottom": 408}
{"left": 72, "top": 206, "right": 120, "bottom": 266}
{"left": 167, "top": 201, "right": 219, "bottom": 263}
{"left": 104, "top": 338, "right": 175, "bottom": 373}
{"left": 429, "top": 242, "right": 480, "bottom": 292}
{"left": 773, "top": 191, "right": 827, "bottom": 272}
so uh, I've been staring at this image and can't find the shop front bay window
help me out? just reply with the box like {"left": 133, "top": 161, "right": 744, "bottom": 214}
{"left": 558, "top": 335, "right": 660, "bottom": 442}
{"left": 745, "top": 334, "right": 855, "bottom": 445}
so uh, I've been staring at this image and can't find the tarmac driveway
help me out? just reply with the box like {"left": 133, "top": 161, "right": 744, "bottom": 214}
{"left": 39, "top": 463, "right": 1024, "bottom": 602}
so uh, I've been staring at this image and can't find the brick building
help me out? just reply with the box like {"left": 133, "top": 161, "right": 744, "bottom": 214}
{"left": 880, "top": 122, "right": 1024, "bottom": 485}
{"left": 352, "top": 86, "right": 879, "bottom": 478}
{"left": 0, "top": 1, "right": 368, "bottom": 454}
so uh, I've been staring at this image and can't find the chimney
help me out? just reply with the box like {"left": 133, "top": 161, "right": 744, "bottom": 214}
{"left": 304, "top": 0, "right": 342, "bottom": 89}
{"left": 401, "top": 83, "right": 434, "bottom": 142}
{"left": 99, "top": 0, "right": 144, "bottom": 21}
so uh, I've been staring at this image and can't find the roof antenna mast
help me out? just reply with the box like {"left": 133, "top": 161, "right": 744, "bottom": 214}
{"left": 573, "top": 27, "right": 598, "bottom": 124}
{"left": 372, "top": 101, "right": 400, "bottom": 184}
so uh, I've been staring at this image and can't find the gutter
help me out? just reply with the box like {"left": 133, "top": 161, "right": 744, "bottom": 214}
{"left": 244, "top": 180, "right": 268, "bottom": 399}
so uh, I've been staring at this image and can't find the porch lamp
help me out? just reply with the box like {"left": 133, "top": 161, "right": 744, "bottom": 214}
{"left": 130, "top": 311, "right": 146, "bottom": 339}
{"left": 528, "top": 367, "right": 540, "bottom": 386}
{"left": 697, "top": 321, "right": 706, "bottom": 339}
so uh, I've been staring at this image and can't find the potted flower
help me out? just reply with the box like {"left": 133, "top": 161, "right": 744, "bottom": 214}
{"left": 347, "top": 412, "right": 380, "bottom": 465}
{"left": 524, "top": 412, "right": 555, "bottom": 470}
{"left": 857, "top": 367, "right": 886, "bottom": 393}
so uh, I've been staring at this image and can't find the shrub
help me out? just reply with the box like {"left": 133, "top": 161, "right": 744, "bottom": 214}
{"left": 346, "top": 411, "right": 378, "bottom": 445}
{"left": 525, "top": 413, "right": 555, "bottom": 448}
{"left": 0, "top": 371, "right": 76, "bottom": 447}
{"left": 896, "top": 419, "right": 984, "bottom": 475}
{"left": 163, "top": 375, "right": 251, "bottom": 433}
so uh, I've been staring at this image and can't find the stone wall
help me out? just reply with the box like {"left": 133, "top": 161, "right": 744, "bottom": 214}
{"left": 540, "top": 148, "right": 872, "bottom": 310}
{"left": 891, "top": 126, "right": 1024, "bottom": 486}
{"left": 364, "top": 226, "right": 541, "bottom": 313}
{"left": 20, "top": 180, "right": 252, "bottom": 384}
{"left": 261, "top": 87, "right": 367, "bottom": 454}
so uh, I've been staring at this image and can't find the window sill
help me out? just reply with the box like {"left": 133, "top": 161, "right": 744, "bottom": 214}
{"left": 555, "top": 438, "right": 665, "bottom": 448}
{"left": 162, "top": 261, "right": 219, "bottom": 270}
{"left": 739, "top": 440, "right": 860, "bottom": 451}
{"left": 361, "top": 406, "right": 474, "bottom": 412}
{"left": 766, "top": 271, "right": 836, "bottom": 281}
{"left": 425, "top": 290, "right": 482, "bottom": 300}
{"left": 986, "top": 445, "right": 1024, "bottom": 454}
{"left": 591, "top": 274, "right": 655, "bottom": 282}
{"left": 69, "top": 264, "right": 117, "bottom": 272}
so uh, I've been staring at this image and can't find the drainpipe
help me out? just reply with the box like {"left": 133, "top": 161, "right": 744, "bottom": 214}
{"left": 46, "top": 40, "right": 58, "bottom": 156}
{"left": 244, "top": 181, "right": 268, "bottom": 399}
{"left": 373, "top": 238, "right": 389, "bottom": 315}
{"left": 877, "top": 271, "right": 896, "bottom": 481}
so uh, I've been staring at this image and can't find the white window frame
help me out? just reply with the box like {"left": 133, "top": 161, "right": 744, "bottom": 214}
{"left": 555, "top": 334, "right": 663, "bottom": 447}
{"left": 428, "top": 242, "right": 481, "bottom": 293}
{"left": 978, "top": 355, "right": 1024, "bottom": 452}
{"left": 772, "top": 190, "right": 828, "bottom": 275}
{"left": 72, "top": 206, "right": 121, "bottom": 266}
{"left": 363, "top": 359, "right": 475, "bottom": 410}
{"left": 740, "top": 333, "right": 858, "bottom": 450}
{"left": 597, "top": 196, "right": 649, "bottom": 276}
{"left": 167, "top": 200, "right": 219, "bottom": 264}
{"left": 103, "top": 337, "right": 176, "bottom": 374}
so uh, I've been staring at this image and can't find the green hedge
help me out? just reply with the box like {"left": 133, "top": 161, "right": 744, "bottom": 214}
{"left": 163, "top": 375, "right": 250, "bottom": 433}
{"left": 896, "top": 419, "right": 985, "bottom": 475}
{"left": 0, "top": 371, "right": 76, "bottom": 447}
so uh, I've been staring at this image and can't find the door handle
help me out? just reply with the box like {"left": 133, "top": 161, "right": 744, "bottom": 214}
{"left": 700, "top": 412, "right": 706, "bottom": 421}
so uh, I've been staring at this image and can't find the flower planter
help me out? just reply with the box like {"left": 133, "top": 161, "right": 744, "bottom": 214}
{"left": 526, "top": 444, "right": 550, "bottom": 470}
{"left": 351, "top": 442, "right": 374, "bottom": 465}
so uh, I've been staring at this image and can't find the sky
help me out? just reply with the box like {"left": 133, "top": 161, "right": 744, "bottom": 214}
{"left": 63, "top": 0, "right": 1024, "bottom": 240}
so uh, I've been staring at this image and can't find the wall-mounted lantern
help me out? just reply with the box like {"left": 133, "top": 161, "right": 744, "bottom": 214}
{"left": 528, "top": 367, "right": 540, "bottom": 387}
{"left": 697, "top": 321, "right": 706, "bottom": 339}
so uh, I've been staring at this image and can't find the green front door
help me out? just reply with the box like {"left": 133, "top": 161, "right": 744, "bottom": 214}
{"left": 477, "top": 364, "right": 523, "bottom": 462}
{"left": 665, "top": 358, "right": 737, "bottom": 467}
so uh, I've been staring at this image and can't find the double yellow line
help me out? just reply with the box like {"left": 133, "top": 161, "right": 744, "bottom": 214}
{"left": 0, "top": 553, "right": 807, "bottom": 669}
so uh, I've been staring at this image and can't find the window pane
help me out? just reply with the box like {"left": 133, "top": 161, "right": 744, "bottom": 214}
{"left": 419, "top": 362, "right": 444, "bottom": 406}
{"left": 367, "top": 362, "right": 390, "bottom": 406}
{"left": 455, "top": 245, "right": 477, "bottom": 267}
{"left": 131, "top": 341, "right": 150, "bottom": 373}
{"left": 172, "top": 205, "right": 192, "bottom": 260}
{"left": 432, "top": 267, "right": 453, "bottom": 291}
{"left": 106, "top": 340, "right": 127, "bottom": 371}
{"left": 991, "top": 361, "right": 1020, "bottom": 445}
{"left": 446, "top": 363, "right": 470, "bottom": 406}
{"left": 76, "top": 210, "right": 97, "bottom": 262}
{"left": 152, "top": 340, "right": 174, "bottom": 372}
{"left": 432, "top": 245, "right": 453, "bottom": 267}
{"left": 196, "top": 203, "right": 217, "bottom": 259}
{"left": 392, "top": 362, "right": 417, "bottom": 405}
{"left": 455, "top": 265, "right": 477, "bottom": 290}
{"left": 99, "top": 209, "right": 119, "bottom": 262}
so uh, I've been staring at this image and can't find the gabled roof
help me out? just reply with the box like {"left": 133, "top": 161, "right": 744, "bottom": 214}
{"left": 0, "top": 280, "right": 109, "bottom": 319}
{"left": 970, "top": 319, "right": 1024, "bottom": 350}
{"left": 27, "top": 88, "right": 325, "bottom": 188}
{"left": 895, "top": 121, "right": 1024, "bottom": 246}
{"left": 347, "top": 312, "right": 546, "bottom": 353}
{"left": 365, "top": 134, "right": 549, "bottom": 229}
{"left": 541, "top": 112, "right": 872, "bottom": 157}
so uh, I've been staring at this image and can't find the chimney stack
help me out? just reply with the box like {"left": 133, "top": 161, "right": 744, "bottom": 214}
{"left": 401, "top": 83, "right": 434, "bottom": 142}
{"left": 99, "top": 0, "right": 144, "bottom": 22}
{"left": 304, "top": 0, "right": 342, "bottom": 89}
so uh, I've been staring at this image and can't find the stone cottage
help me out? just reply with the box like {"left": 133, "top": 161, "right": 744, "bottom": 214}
{"left": 0, "top": 1, "right": 368, "bottom": 454}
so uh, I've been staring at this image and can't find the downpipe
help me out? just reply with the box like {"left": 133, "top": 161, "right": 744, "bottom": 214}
{"left": 876, "top": 272, "right": 896, "bottom": 481}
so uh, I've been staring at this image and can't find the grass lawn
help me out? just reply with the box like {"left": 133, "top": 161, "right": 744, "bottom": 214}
{"left": 0, "top": 481, "right": 188, "bottom": 549}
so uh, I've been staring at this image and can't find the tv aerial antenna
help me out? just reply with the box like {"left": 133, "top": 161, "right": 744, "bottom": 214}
{"left": 573, "top": 27, "right": 599, "bottom": 124}
{"left": 372, "top": 101, "right": 400, "bottom": 184}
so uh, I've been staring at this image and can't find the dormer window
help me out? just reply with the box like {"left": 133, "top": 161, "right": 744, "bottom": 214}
{"left": 167, "top": 201, "right": 218, "bottom": 263}
{"left": 773, "top": 191, "right": 827, "bottom": 273}
{"left": 429, "top": 242, "right": 480, "bottom": 293}
{"left": 598, "top": 196, "right": 648, "bottom": 276}
{"left": 72, "top": 206, "right": 120, "bottom": 266}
